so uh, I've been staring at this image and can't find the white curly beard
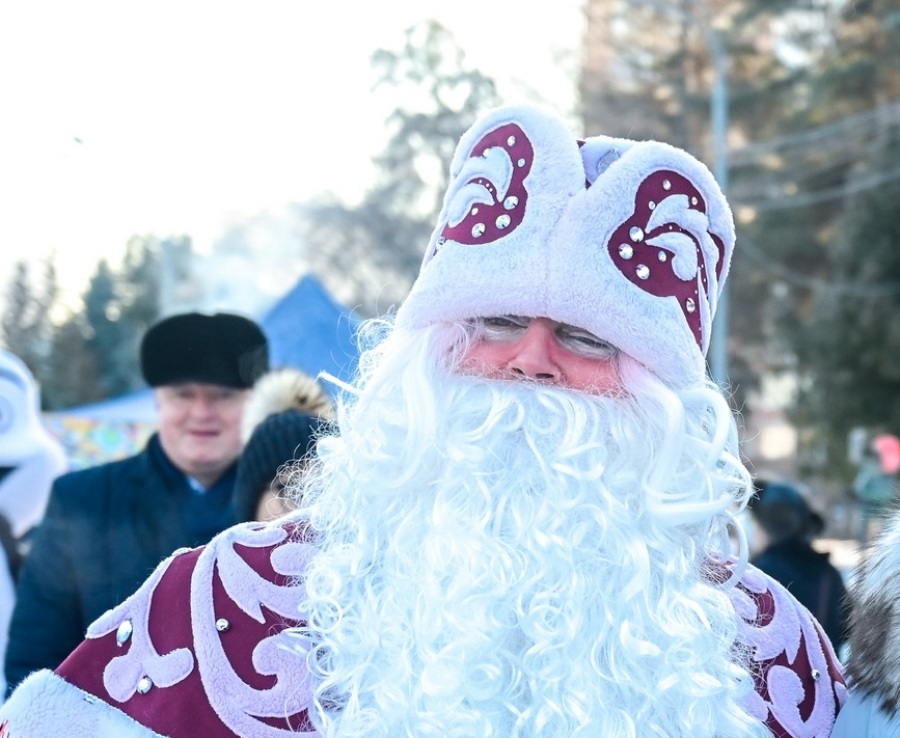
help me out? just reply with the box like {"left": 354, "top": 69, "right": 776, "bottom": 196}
{"left": 295, "top": 323, "right": 767, "bottom": 738}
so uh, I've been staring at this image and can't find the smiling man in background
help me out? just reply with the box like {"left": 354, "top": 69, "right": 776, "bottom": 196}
{"left": 3, "top": 311, "right": 268, "bottom": 693}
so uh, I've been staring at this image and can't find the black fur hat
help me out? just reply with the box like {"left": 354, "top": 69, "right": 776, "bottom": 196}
{"left": 140, "top": 312, "right": 269, "bottom": 389}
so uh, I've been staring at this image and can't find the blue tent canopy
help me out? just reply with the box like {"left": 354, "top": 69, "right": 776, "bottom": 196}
{"left": 262, "top": 273, "right": 361, "bottom": 389}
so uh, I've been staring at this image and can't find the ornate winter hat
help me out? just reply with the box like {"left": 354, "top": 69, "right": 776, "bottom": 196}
{"left": 395, "top": 104, "right": 735, "bottom": 388}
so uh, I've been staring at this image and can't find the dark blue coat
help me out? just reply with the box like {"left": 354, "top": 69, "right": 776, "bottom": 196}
{"left": 751, "top": 538, "right": 849, "bottom": 653}
{"left": 4, "top": 435, "right": 236, "bottom": 692}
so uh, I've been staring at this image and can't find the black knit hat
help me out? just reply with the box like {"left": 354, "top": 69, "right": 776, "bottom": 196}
{"left": 750, "top": 481, "right": 825, "bottom": 542}
{"left": 233, "top": 410, "right": 327, "bottom": 523}
{"left": 140, "top": 312, "right": 269, "bottom": 389}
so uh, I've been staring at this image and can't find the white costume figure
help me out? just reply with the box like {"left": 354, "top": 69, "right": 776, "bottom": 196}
{"left": 0, "top": 105, "right": 845, "bottom": 736}
{"left": 0, "top": 350, "right": 68, "bottom": 538}
{"left": 0, "top": 349, "right": 68, "bottom": 698}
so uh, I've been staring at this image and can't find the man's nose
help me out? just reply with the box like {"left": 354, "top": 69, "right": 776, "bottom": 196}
{"left": 508, "top": 323, "right": 560, "bottom": 382}
{"left": 188, "top": 396, "right": 217, "bottom": 417}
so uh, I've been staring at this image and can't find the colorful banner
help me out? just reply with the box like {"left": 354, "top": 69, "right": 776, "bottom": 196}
{"left": 41, "top": 414, "right": 155, "bottom": 471}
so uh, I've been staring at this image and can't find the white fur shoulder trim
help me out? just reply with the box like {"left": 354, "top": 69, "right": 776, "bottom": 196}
{"left": 0, "top": 670, "right": 167, "bottom": 738}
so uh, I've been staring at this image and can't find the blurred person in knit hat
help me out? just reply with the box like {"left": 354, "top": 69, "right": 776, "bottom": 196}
{"left": 0, "top": 106, "right": 845, "bottom": 736}
{"left": 0, "top": 349, "right": 69, "bottom": 698}
{"left": 852, "top": 433, "right": 900, "bottom": 544}
{"left": 234, "top": 367, "right": 333, "bottom": 523}
{"left": 3, "top": 312, "right": 268, "bottom": 695}
{"left": 749, "top": 480, "right": 849, "bottom": 655}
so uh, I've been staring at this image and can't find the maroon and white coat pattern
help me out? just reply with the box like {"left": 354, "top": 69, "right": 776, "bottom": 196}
{"left": 0, "top": 520, "right": 845, "bottom": 738}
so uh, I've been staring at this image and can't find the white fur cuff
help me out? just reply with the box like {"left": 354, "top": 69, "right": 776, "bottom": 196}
{"left": 0, "top": 670, "right": 167, "bottom": 738}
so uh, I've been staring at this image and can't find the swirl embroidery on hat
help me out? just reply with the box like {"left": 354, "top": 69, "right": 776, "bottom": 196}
{"left": 607, "top": 170, "right": 727, "bottom": 352}
{"left": 435, "top": 123, "right": 533, "bottom": 254}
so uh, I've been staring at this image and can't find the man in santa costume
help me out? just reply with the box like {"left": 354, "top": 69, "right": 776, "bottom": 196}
{"left": 0, "top": 105, "right": 845, "bottom": 737}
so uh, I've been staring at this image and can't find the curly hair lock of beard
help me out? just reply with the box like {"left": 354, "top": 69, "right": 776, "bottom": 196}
{"left": 293, "top": 320, "right": 766, "bottom": 738}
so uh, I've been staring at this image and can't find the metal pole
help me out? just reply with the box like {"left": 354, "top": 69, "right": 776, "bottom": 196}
{"left": 707, "top": 25, "right": 730, "bottom": 388}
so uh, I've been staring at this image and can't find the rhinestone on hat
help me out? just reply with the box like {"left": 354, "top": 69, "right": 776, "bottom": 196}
{"left": 216, "top": 618, "right": 231, "bottom": 632}
{"left": 495, "top": 214, "right": 511, "bottom": 229}
{"left": 116, "top": 620, "right": 133, "bottom": 647}
{"left": 503, "top": 196, "right": 518, "bottom": 210}
{"left": 618, "top": 244, "right": 634, "bottom": 260}
{"left": 507, "top": 135, "right": 516, "bottom": 146}
{"left": 686, "top": 298, "right": 696, "bottom": 313}
{"left": 629, "top": 226, "right": 644, "bottom": 242}
{"left": 636, "top": 264, "right": 650, "bottom": 280}
{"left": 136, "top": 677, "right": 153, "bottom": 694}
{"left": 663, "top": 179, "right": 672, "bottom": 191}
{"left": 471, "top": 223, "right": 486, "bottom": 238}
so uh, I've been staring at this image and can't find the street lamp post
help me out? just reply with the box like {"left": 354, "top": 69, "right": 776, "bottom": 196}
{"left": 707, "top": 24, "right": 730, "bottom": 389}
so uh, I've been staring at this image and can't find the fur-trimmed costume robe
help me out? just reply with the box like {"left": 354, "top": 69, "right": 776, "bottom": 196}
{"left": 0, "top": 518, "right": 845, "bottom": 737}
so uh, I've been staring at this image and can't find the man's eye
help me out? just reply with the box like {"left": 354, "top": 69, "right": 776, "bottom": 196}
{"left": 560, "top": 329, "right": 616, "bottom": 355}
{"left": 482, "top": 316, "right": 527, "bottom": 330}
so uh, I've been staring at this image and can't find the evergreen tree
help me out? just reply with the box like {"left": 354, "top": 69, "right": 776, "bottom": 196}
{"left": 1, "top": 259, "right": 58, "bottom": 383}
{"left": 41, "top": 315, "right": 104, "bottom": 410}
{"left": 81, "top": 236, "right": 164, "bottom": 399}
{"left": 731, "top": 0, "right": 900, "bottom": 475}
{"left": 296, "top": 20, "right": 500, "bottom": 314}
{"left": 83, "top": 259, "right": 128, "bottom": 397}
{"left": 791, "top": 132, "right": 900, "bottom": 477}
{"left": 35, "top": 236, "right": 173, "bottom": 409}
